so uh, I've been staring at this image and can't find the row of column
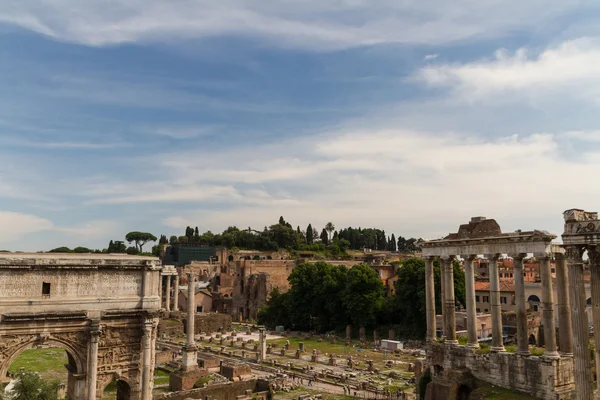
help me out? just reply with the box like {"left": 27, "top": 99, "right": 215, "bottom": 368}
{"left": 425, "top": 253, "right": 570, "bottom": 361}
{"left": 160, "top": 274, "right": 180, "bottom": 311}
{"left": 566, "top": 245, "right": 600, "bottom": 400}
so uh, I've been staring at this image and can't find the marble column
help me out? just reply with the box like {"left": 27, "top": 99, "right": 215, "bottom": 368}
{"left": 566, "top": 245, "right": 593, "bottom": 400}
{"left": 141, "top": 320, "right": 153, "bottom": 400}
{"left": 182, "top": 272, "right": 198, "bottom": 371}
{"left": 488, "top": 253, "right": 505, "bottom": 352}
{"left": 588, "top": 246, "right": 600, "bottom": 400}
{"left": 159, "top": 275, "right": 164, "bottom": 308}
{"left": 425, "top": 257, "right": 437, "bottom": 342}
{"left": 464, "top": 255, "right": 479, "bottom": 348}
{"left": 173, "top": 273, "right": 180, "bottom": 311}
{"left": 539, "top": 254, "right": 559, "bottom": 359}
{"left": 439, "top": 257, "right": 446, "bottom": 337}
{"left": 165, "top": 276, "right": 171, "bottom": 312}
{"left": 86, "top": 323, "right": 100, "bottom": 400}
{"left": 513, "top": 254, "right": 529, "bottom": 355}
{"left": 443, "top": 256, "right": 457, "bottom": 344}
{"left": 555, "top": 252, "right": 573, "bottom": 356}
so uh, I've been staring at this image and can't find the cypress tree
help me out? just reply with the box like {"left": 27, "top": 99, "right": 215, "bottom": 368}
{"left": 306, "top": 224, "right": 313, "bottom": 244}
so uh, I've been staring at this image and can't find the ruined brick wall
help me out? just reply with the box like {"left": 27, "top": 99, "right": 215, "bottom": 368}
{"left": 231, "top": 260, "right": 296, "bottom": 321}
{"left": 193, "top": 313, "right": 232, "bottom": 334}
{"left": 427, "top": 343, "right": 574, "bottom": 399}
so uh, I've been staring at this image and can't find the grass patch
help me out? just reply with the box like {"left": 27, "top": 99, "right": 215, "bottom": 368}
{"left": 8, "top": 348, "right": 69, "bottom": 384}
{"left": 154, "top": 369, "right": 170, "bottom": 385}
{"left": 475, "top": 344, "right": 490, "bottom": 355}
{"left": 530, "top": 347, "right": 545, "bottom": 356}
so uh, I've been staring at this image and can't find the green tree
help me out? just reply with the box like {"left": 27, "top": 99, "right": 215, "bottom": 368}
{"left": 306, "top": 223, "right": 313, "bottom": 244}
{"left": 320, "top": 228, "right": 329, "bottom": 245}
{"left": 342, "top": 263, "right": 384, "bottom": 328}
{"left": 257, "top": 287, "right": 292, "bottom": 328}
{"left": 169, "top": 235, "right": 178, "bottom": 245}
{"left": 73, "top": 246, "right": 93, "bottom": 253}
{"left": 48, "top": 247, "right": 71, "bottom": 253}
{"left": 390, "top": 234, "right": 397, "bottom": 251}
{"left": 125, "top": 232, "right": 157, "bottom": 253}
{"left": 10, "top": 371, "right": 60, "bottom": 400}
{"left": 325, "top": 222, "right": 335, "bottom": 241}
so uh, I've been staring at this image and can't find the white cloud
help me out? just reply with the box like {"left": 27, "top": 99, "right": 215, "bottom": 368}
{"left": 424, "top": 54, "right": 438, "bottom": 61}
{"left": 418, "top": 37, "right": 600, "bottom": 102}
{"left": 0, "top": 212, "right": 53, "bottom": 243}
{"left": 0, "top": 0, "right": 589, "bottom": 49}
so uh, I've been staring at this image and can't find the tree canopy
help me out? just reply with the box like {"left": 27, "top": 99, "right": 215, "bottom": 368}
{"left": 124, "top": 232, "right": 157, "bottom": 253}
{"left": 9, "top": 371, "right": 60, "bottom": 400}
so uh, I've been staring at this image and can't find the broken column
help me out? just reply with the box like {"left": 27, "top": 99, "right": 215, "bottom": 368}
{"left": 311, "top": 349, "right": 318, "bottom": 362}
{"left": 299, "top": 342, "right": 305, "bottom": 352}
{"left": 588, "top": 245, "right": 600, "bottom": 399}
{"left": 165, "top": 275, "right": 171, "bottom": 312}
{"left": 388, "top": 328, "right": 396, "bottom": 341}
{"left": 258, "top": 328, "right": 267, "bottom": 362}
{"left": 329, "top": 354, "right": 336, "bottom": 366}
{"left": 173, "top": 273, "right": 180, "bottom": 311}
{"left": 359, "top": 327, "right": 366, "bottom": 342}
{"left": 182, "top": 272, "right": 197, "bottom": 371}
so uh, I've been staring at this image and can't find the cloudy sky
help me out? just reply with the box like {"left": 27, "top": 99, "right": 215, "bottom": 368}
{"left": 2, "top": 0, "right": 600, "bottom": 251}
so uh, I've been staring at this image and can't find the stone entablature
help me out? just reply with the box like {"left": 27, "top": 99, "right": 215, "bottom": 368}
{"left": 427, "top": 343, "right": 574, "bottom": 399}
{"left": 0, "top": 253, "right": 161, "bottom": 400}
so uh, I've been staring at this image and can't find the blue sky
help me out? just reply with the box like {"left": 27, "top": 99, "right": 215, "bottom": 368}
{"left": 2, "top": 0, "right": 600, "bottom": 251}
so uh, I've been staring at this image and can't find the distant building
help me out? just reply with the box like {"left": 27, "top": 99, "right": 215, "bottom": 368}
{"left": 475, "top": 281, "right": 515, "bottom": 313}
{"left": 162, "top": 243, "right": 218, "bottom": 266}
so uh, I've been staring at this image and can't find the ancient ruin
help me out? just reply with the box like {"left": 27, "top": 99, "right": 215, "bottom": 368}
{"left": 0, "top": 253, "right": 162, "bottom": 399}
{"left": 421, "top": 216, "right": 575, "bottom": 399}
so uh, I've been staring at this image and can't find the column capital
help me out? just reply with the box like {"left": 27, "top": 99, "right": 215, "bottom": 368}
{"left": 534, "top": 253, "right": 552, "bottom": 261}
{"left": 564, "top": 245, "right": 585, "bottom": 263}
{"left": 486, "top": 253, "right": 501, "bottom": 261}
{"left": 424, "top": 256, "right": 436, "bottom": 262}
{"left": 463, "top": 255, "right": 477, "bottom": 261}
{"left": 587, "top": 245, "right": 600, "bottom": 266}
{"left": 186, "top": 271, "right": 195, "bottom": 281}
{"left": 512, "top": 253, "right": 527, "bottom": 261}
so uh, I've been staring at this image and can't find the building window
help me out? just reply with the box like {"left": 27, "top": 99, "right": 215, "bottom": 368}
{"left": 500, "top": 296, "right": 507, "bottom": 304}
{"left": 196, "top": 305, "right": 203, "bottom": 312}
{"left": 42, "top": 282, "right": 51, "bottom": 297}
{"left": 533, "top": 304, "right": 539, "bottom": 312}
{"left": 551, "top": 268, "right": 556, "bottom": 274}
{"left": 476, "top": 308, "right": 480, "bottom": 312}
{"left": 476, "top": 295, "right": 480, "bottom": 302}
{"left": 483, "top": 296, "right": 489, "bottom": 303}
{"left": 484, "top": 309, "right": 488, "bottom": 312}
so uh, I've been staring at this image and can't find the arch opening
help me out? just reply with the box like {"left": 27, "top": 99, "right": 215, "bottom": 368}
{"left": 529, "top": 334, "right": 537, "bottom": 345}
{"left": 103, "top": 378, "right": 132, "bottom": 400}
{"left": 2, "top": 341, "right": 84, "bottom": 400}
{"left": 528, "top": 295, "right": 540, "bottom": 303}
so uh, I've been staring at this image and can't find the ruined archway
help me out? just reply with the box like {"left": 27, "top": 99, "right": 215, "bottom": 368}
{"left": 102, "top": 376, "right": 133, "bottom": 400}
{"left": 0, "top": 253, "right": 162, "bottom": 400}
{"left": 0, "top": 335, "right": 87, "bottom": 399}
{"left": 529, "top": 334, "right": 537, "bottom": 346}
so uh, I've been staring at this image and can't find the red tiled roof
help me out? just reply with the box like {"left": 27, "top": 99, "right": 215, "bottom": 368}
{"left": 474, "top": 281, "right": 514, "bottom": 292}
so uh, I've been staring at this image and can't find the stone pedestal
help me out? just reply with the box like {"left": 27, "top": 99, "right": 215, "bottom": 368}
{"left": 346, "top": 325, "right": 352, "bottom": 340}
{"left": 182, "top": 344, "right": 198, "bottom": 372}
{"left": 299, "top": 342, "right": 305, "bottom": 352}
{"left": 329, "top": 355, "right": 337, "bottom": 366}
{"left": 388, "top": 328, "right": 396, "bottom": 341}
{"left": 359, "top": 327, "right": 366, "bottom": 342}
{"left": 280, "top": 349, "right": 286, "bottom": 356}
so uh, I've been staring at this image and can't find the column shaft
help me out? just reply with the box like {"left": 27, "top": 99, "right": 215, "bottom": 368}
{"left": 86, "top": 325, "right": 100, "bottom": 400}
{"left": 159, "top": 275, "right": 164, "bottom": 308}
{"left": 488, "top": 254, "right": 505, "bottom": 352}
{"left": 187, "top": 273, "right": 195, "bottom": 346}
{"left": 513, "top": 255, "right": 529, "bottom": 355}
{"left": 588, "top": 246, "right": 600, "bottom": 399}
{"left": 555, "top": 253, "right": 573, "bottom": 355}
{"left": 425, "top": 257, "right": 436, "bottom": 342}
{"left": 567, "top": 246, "right": 593, "bottom": 400}
{"left": 165, "top": 276, "right": 171, "bottom": 312}
{"left": 141, "top": 321, "right": 153, "bottom": 400}
{"left": 444, "top": 257, "right": 457, "bottom": 343}
{"left": 539, "top": 255, "right": 559, "bottom": 358}
{"left": 440, "top": 257, "right": 446, "bottom": 336}
{"left": 173, "top": 273, "right": 180, "bottom": 311}
{"left": 464, "top": 256, "right": 478, "bottom": 348}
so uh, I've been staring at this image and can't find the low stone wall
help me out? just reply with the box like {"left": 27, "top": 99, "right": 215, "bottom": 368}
{"left": 193, "top": 313, "right": 233, "bottom": 334}
{"left": 427, "top": 343, "right": 575, "bottom": 399}
{"left": 156, "top": 379, "right": 258, "bottom": 400}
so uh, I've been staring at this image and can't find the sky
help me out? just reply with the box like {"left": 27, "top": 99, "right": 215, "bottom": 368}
{"left": 2, "top": 1, "right": 600, "bottom": 251}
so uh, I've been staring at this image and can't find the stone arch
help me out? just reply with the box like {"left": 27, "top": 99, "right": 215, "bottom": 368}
{"left": 456, "top": 383, "right": 473, "bottom": 400}
{"left": 100, "top": 373, "right": 133, "bottom": 400}
{"left": 528, "top": 295, "right": 540, "bottom": 303}
{"left": 228, "top": 255, "right": 234, "bottom": 262}
{"left": 587, "top": 297, "right": 592, "bottom": 305}
{"left": 0, "top": 335, "right": 86, "bottom": 380}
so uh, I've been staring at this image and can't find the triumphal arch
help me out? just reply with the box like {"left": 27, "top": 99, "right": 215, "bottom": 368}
{"left": 0, "top": 253, "right": 162, "bottom": 399}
